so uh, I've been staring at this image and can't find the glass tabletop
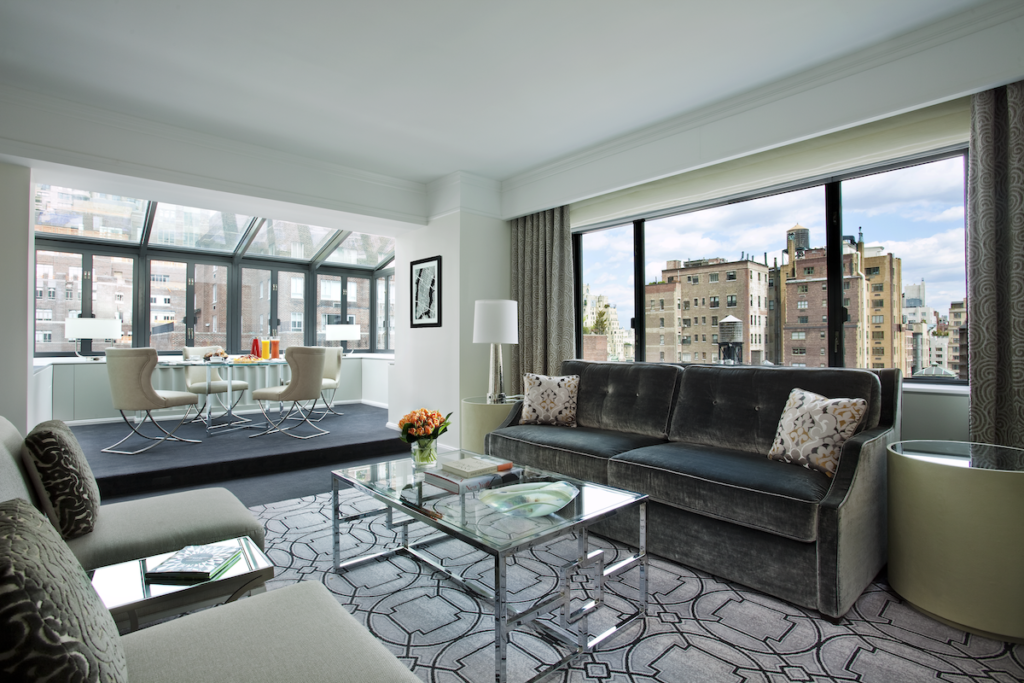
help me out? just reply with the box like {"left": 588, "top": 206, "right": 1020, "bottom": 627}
{"left": 158, "top": 357, "right": 288, "bottom": 367}
{"left": 91, "top": 536, "right": 272, "bottom": 610}
{"left": 890, "top": 440, "right": 1024, "bottom": 472}
{"left": 333, "top": 451, "right": 646, "bottom": 553}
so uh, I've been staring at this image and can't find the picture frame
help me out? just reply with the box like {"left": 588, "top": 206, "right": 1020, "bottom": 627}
{"left": 410, "top": 255, "right": 442, "bottom": 328}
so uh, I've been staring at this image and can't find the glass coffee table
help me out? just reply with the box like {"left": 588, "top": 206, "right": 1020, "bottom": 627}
{"left": 332, "top": 451, "right": 648, "bottom": 683}
{"left": 90, "top": 536, "right": 274, "bottom": 633}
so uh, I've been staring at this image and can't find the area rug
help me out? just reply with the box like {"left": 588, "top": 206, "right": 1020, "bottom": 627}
{"left": 251, "top": 491, "right": 1024, "bottom": 682}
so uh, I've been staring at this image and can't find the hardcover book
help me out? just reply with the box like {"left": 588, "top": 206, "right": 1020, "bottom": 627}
{"left": 145, "top": 544, "right": 243, "bottom": 583}
{"left": 425, "top": 466, "right": 523, "bottom": 495}
{"left": 441, "top": 457, "right": 508, "bottom": 477}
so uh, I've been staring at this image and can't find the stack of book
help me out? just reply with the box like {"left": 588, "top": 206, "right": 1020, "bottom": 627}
{"left": 425, "top": 456, "right": 522, "bottom": 494}
{"left": 145, "top": 543, "right": 243, "bottom": 584}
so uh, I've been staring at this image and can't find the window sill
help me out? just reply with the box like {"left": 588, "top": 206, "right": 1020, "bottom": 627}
{"left": 902, "top": 381, "right": 969, "bottom": 396}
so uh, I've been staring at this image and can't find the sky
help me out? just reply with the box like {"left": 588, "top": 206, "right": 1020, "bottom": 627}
{"left": 581, "top": 156, "right": 966, "bottom": 328}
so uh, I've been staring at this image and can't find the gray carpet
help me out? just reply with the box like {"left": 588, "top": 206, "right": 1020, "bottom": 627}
{"left": 251, "top": 490, "right": 1024, "bottom": 682}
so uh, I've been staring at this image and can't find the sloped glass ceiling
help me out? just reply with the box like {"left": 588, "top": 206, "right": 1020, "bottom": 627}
{"left": 32, "top": 185, "right": 395, "bottom": 268}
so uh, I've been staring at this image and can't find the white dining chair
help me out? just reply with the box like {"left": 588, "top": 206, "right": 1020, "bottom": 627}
{"left": 250, "top": 346, "right": 328, "bottom": 439}
{"left": 182, "top": 345, "right": 250, "bottom": 426}
{"left": 103, "top": 348, "right": 201, "bottom": 454}
{"left": 306, "top": 347, "right": 344, "bottom": 422}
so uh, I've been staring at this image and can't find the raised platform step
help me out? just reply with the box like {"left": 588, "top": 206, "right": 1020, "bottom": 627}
{"left": 71, "top": 404, "right": 406, "bottom": 499}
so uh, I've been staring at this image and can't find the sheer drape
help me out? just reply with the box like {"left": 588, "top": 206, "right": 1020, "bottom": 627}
{"left": 508, "top": 206, "right": 575, "bottom": 395}
{"left": 967, "top": 79, "right": 1024, "bottom": 446}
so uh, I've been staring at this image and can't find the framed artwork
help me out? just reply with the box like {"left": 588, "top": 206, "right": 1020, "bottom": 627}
{"left": 410, "top": 255, "right": 442, "bottom": 327}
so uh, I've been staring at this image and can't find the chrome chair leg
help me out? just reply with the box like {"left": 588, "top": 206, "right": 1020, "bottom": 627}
{"left": 103, "top": 406, "right": 202, "bottom": 455}
{"left": 249, "top": 400, "right": 329, "bottom": 439}
{"left": 305, "top": 389, "right": 343, "bottom": 422}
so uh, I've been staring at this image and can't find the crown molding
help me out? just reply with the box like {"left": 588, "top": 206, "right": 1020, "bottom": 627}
{"left": 501, "top": 0, "right": 1024, "bottom": 218}
{"left": 427, "top": 171, "right": 502, "bottom": 222}
{"left": 0, "top": 81, "right": 430, "bottom": 225}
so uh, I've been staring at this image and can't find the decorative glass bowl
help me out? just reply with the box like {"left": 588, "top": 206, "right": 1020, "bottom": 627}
{"left": 478, "top": 482, "right": 579, "bottom": 518}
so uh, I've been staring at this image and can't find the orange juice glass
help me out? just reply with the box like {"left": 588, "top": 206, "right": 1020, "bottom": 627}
{"left": 261, "top": 340, "right": 270, "bottom": 359}
{"left": 271, "top": 338, "right": 280, "bottom": 359}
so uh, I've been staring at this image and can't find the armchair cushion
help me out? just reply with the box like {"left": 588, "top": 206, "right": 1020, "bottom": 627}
{"left": 21, "top": 420, "right": 101, "bottom": 540}
{"left": 0, "top": 498, "right": 127, "bottom": 682}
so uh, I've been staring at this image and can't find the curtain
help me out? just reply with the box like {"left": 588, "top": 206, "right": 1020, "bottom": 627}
{"left": 508, "top": 206, "right": 575, "bottom": 395}
{"left": 967, "top": 79, "right": 1024, "bottom": 447}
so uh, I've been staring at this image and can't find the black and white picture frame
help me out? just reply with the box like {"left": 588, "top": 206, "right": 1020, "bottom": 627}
{"left": 410, "top": 255, "right": 442, "bottom": 327}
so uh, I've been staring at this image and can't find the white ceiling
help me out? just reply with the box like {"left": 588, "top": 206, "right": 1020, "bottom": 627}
{"left": 0, "top": 0, "right": 993, "bottom": 188}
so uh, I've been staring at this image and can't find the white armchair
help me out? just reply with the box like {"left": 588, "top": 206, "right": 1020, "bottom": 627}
{"left": 104, "top": 348, "right": 201, "bottom": 455}
{"left": 250, "top": 346, "right": 328, "bottom": 439}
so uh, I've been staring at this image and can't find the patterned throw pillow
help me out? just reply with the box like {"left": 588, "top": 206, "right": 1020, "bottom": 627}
{"left": 768, "top": 388, "right": 867, "bottom": 478}
{"left": 520, "top": 373, "right": 580, "bottom": 428}
{"left": 22, "top": 420, "right": 101, "bottom": 540}
{"left": 0, "top": 498, "right": 128, "bottom": 682}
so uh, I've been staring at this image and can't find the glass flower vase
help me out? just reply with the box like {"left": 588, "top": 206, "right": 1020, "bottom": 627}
{"left": 411, "top": 439, "right": 438, "bottom": 468}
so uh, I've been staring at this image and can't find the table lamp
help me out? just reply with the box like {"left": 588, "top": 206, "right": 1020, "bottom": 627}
{"left": 473, "top": 300, "right": 518, "bottom": 403}
{"left": 326, "top": 324, "right": 361, "bottom": 353}
{"left": 65, "top": 317, "right": 122, "bottom": 358}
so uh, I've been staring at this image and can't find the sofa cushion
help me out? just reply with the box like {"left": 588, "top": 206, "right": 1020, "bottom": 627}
{"left": 768, "top": 388, "right": 867, "bottom": 477}
{"left": 0, "top": 416, "right": 41, "bottom": 509}
{"left": 22, "top": 419, "right": 101, "bottom": 540}
{"left": 520, "top": 373, "right": 580, "bottom": 427}
{"left": 65, "top": 487, "right": 266, "bottom": 571}
{"left": 562, "top": 360, "right": 682, "bottom": 438}
{"left": 487, "top": 424, "right": 667, "bottom": 486}
{"left": 122, "top": 580, "right": 419, "bottom": 683}
{"left": 667, "top": 366, "right": 881, "bottom": 454}
{"left": 0, "top": 498, "right": 128, "bottom": 682}
{"left": 608, "top": 442, "right": 832, "bottom": 542}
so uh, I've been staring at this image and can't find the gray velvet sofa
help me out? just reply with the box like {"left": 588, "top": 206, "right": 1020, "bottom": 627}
{"left": 486, "top": 360, "right": 901, "bottom": 619}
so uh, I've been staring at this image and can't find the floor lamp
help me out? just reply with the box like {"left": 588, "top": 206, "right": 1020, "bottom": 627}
{"left": 473, "top": 300, "right": 518, "bottom": 404}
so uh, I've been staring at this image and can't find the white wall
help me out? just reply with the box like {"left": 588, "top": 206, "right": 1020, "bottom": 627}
{"left": 0, "top": 161, "right": 32, "bottom": 434}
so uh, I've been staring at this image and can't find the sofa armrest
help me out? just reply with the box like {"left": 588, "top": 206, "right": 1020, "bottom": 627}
{"left": 815, "top": 423, "right": 894, "bottom": 617}
{"left": 495, "top": 400, "right": 524, "bottom": 429}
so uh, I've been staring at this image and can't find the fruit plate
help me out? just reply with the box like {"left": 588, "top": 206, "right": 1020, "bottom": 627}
{"left": 478, "top": 481, "right": 579, "bottom": 518}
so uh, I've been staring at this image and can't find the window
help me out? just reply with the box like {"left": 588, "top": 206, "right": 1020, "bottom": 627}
{"left": 712, "top": 334, "right": 718, "bottom": 343}
{"left": 872, "top": 284, "right": 884, "bottom": 292}
{"left": 793, "top": 348, "right": 807, "bottom": 355}
{"left": 798, "top": 316, "right": 808, "bottom": 323}
{"left": 151, "top": 273, "right": 169, "bottom": 283}
{"left": 709, "top": 273, "right": 719, "bottom": 283}
{"left": 726, "top": 271, "right": 736, "bottom": 281}
{"left": 659, "top": 335, "right": 664, "bottom": 345}
{"left": 726, "top": 295, "right": 737, "bottom": 307}
{"left": 691, "top": 276, "right": 699, "bottom": 285}
{"left": 804, "top": 267, "right": 815, "bottom": 275}
{"left": 47, "top": 288, "right": 56, "bottom": 299}
{"left": 711, "top": 316, "right": 718, "bottom": 326}
{"left": 291, "top": 312, "right": 303, "bottom": 331}
{"left": 682, "top": 318, "right": 691, "bottom": 327}
{"left": 709, "top": 297, "right": 719, "bottom": 308}
{"left": 872, "top": 315, "right": 884, "bottom": 324}
{"left": 36, "top": 309, "right": 52, "bottom": 321}
{"left": 659, "top": 317, "right": 664, "bottom": 327}
{"left": 659, "top": 299, "right": 664, "bottom": 310}
{"left": 872, "top": 331, "right": 885, "bottom": 340}
{"left": 872, "top": 299, "right": 884, "bottom": 308}
{"left": 865, "top": 267, "right": 880, "bottom": 276}
{"left": 797, "top": 301, "right": 808, "bottom": 309}
{"left": 798, "top": 284, "right": 808, "bottom": 293}
{"left": 291, "top": 276, "right": 303, "bottom": 299}
{"left": 792, "top": 331, "right": 806, "bottom": 340}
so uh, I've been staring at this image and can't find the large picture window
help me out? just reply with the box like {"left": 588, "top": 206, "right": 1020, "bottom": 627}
{"left": 574, "top": 152, "right": 967, "bottom": 380}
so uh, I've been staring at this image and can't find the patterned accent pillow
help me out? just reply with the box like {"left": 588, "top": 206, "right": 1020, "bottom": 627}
{"left": 0, "top": 498, "right": 128, "bottom": 682}
{"left": 520, "top": 373, "right": 580, "bottom": 427}
{"left": 768, "top": 388, "right": 867, "bottom": 478}
{"left": 22, "top": 420, "right": 102, "bottom": 540}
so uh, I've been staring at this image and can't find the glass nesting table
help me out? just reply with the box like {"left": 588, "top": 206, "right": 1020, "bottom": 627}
{"left": 90, "top": 536, "right": 274, "bottom": 634}
{"left": 332, "top": 451, "right": 649, "bottom": 683}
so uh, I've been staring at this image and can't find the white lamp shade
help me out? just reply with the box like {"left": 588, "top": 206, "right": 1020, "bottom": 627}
{"left": 65, "top": 317, "right": 122, "bottom": 341}
{"left": 473, "top": 300, "right": 518, "bottom": 344}
{"left": 326, "top": 324, "right": 361, "bottom": 341}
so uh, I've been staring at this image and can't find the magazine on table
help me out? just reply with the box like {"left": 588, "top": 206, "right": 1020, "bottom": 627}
{"left": 425, "top": 465, "right": 523, "bottom": 495}
{"left": 145, "top": 544, "right": 243, "bottom": 583}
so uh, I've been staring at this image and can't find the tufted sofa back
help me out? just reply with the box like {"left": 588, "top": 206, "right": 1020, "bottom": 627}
{"left": 667, "top": 366, "right": 881, "bottom": 454}
{"left": 562, "top": 360, "right": 683, "bottom": 438}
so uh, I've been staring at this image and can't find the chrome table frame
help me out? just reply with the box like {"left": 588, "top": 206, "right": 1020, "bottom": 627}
{"left": 331, "top": 460, "right": 648, "bottom": 683}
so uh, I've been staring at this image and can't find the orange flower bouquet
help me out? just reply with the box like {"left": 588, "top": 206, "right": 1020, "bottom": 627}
{"left": 398, "top": 409, "right": 452, "bottom": 466}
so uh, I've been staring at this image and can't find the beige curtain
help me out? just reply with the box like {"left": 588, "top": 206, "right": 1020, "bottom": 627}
{"left": 968, "top": 79, "right": 1024, "bottom": 446}
{"left": 508, "top": 206, "right": 575, "bottom": 394}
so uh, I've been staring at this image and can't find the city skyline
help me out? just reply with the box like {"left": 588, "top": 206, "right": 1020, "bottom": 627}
{"left": 581, "top": 156, "right": 966, "bottom": 331}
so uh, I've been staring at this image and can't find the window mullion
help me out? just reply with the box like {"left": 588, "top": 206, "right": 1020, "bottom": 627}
{"left": 825, "top": 181, "right": 844, "bottom": 367}
{"left": 632, "top": 219, "right": 646, "bottom": 362}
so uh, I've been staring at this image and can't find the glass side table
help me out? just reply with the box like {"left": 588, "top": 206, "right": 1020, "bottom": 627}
{"left": 887, "top": 441, "right": 1024, "bottom": 642}
{"left": 90, "top": 536, "right": 274, "bottom": 634}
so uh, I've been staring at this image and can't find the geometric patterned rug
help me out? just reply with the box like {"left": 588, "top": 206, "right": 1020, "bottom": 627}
{"left": 251, "top": 491, "right": 1024, "bottom": 682}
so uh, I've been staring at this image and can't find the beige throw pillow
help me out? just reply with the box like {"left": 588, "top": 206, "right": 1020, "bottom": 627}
{"left": 520, "top": 373, "right": 580, "bottom": 428}
{"left": 768, "top": 388, "right": 867, "bottom": 478}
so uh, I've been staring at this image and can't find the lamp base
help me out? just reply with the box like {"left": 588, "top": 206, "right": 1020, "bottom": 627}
{"left": 487, "top": 343, "right": 506, "bottom": 404}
